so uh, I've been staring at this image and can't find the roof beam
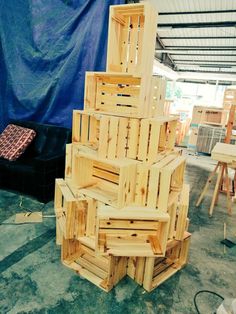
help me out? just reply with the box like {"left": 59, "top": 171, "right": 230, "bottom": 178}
{"left": 171, "top": 53, "right": 236, "bottom": 57}
{"left": 176, "top": 63, "right": 235, "bottom": 68}
{"left": 156, "top": 34, "right": 176, "bottom": 70}
{"left": 155, "top": 50, "right": 236, "bottom": 56}
{"left": 159, "top": 9, "right": 236, "bottom": 16}
{"left": 163, "top": 47, "right": 236, "bottom": 51}
{"left": 158, "top": 21, "right": 236, "bottom": 29}
{"left": 177, "top": 69, "right": 236, "bottom": 74}
{"left": 173, "top": 60, "right": 236, "bottom": 64}
{"left": 198, "top": 65, "right": 233, "bottom": 68}
{"left": 160, "top": 36, "right": 236, "bottom": 40}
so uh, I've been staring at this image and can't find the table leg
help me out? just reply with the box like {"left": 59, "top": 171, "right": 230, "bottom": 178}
{"left": 209, "top": 163, "right": 223, "bottom": 217}
{"left": 215, "top": 164, "right": 225, "bottom": 205}
{"left": 224, "top": 166, "right": 232, "bottom": 215}
{"left": 196, "top": 162, "right": 220, "bottom": 207}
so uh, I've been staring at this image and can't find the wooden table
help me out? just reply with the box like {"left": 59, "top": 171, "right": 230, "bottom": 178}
{"left": 196, "top": 143, "right": 236, "bottom": 216}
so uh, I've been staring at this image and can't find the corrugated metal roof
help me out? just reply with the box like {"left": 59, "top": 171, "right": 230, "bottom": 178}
{"left": 153, "top": 0, "right": 236, "bottom": 13}
{"left": 151, "top": 0, "right": 236, "bottom": 75}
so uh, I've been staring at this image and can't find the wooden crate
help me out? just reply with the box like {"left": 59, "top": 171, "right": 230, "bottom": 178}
{"left": 61, "top": 237, "right": 127, "bottom": 292}
{"left": 54, "top": 179, "right": 97, "bottom": 241}
{"left": 142, "top": 232, "right": 191, "bottom": 292}
{"left": 191, "top": 105, "right": 228, "bottom": 127}
{"left": 70, "top": 146, "right": 137, "bottom": 209}
{"left": 72, "top": 110, "right": 178, "bottom": 162}
{"left": 204, "top": 109, "right": 228, "bottom": 126}
{"left": 84, "top": 72, "right": 154, "bottom": 117}
{"left": 95, "top": 205, "right": 170, "bottom": 257}
{"left": 134, "top": 153, "right": 185, "bottom": 211}
{"left": 106, "top": 3, "right": 157, "bottom": 78}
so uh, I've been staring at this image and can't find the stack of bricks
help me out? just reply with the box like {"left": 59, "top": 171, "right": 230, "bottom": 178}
{"left": 54, "top": 2, "right": 191, "bottom": 292}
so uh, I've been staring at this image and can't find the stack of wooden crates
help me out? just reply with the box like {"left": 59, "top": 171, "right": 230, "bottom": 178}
{"left": 54, "top": 3, "right": 191, "bottom": 292}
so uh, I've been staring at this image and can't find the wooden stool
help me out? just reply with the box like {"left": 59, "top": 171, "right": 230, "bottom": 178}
{"left": 196, "top": 161, "right": 231, "bottom": 216}
{"left": 196, "top": 143, "right": 236, "bottom": 216}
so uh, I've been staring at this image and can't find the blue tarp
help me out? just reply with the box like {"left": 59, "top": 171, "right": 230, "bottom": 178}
{"left": 0, "top": 0, "right": 124, "bottom": 132}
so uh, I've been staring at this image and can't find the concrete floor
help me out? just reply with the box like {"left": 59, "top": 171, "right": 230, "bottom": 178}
{"left": 0, "top": 152, "right": 236, "bottom": 314}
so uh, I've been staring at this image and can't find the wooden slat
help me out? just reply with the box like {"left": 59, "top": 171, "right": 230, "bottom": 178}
{"left": 97, "top": 84, "right": 140, "bottom": 96}
{"left": 149, "top": 235, "right": 162, "bottom": 254}
{"left": 175, "top": 184, "right": 189, "bottom": 240}
{"left": 86, "top": 198, "right": 97, "bottom": 237}
{"left": 84, "top": 73, "right": 97, "bottom": 109}
{"left": 134, "top": 257, "right": 145, "bottom": 285}
{"left": 143, "top": 257, "right": 155, "bottom": 291}
{"left": 99, "top": 219, "right": 160, "bottom": 230}
{"left": 88, "top": 116, "right": 98, "bottom": 144}
{"left": 147, "top": 121, "right": 161, "bottom": 163}
{"left": 65, "top": 144, "right": 72, "bottom": 179}
{"left": 166, "top": 120, "right": 177, "bottom": 149}
{"left": 128, "top": 15, "right": 139, "bottom": 73}
{"left": 135, "top": 164, "right": 149, "bottom": 206}
{"left": 98, "top": 94, "right": 138, "bottom": 107}
{"left": 107, "top": 117, "right": 119, "bottom": 159}
{"left": 120, "top": 15, "right": 130, "bottom": 72}
{"left": 127, "top": 119, "right": 139, "bottom": 159}
{"left": 81, "top": 114, "right": 89, "bottom": 143}
{"left": 95, "top": 103, "right": 138, "bottom": 114}
{"left": 96, "top": 75, "right": 140, "bottom": 85}
{"left": 136, "top": 15, "right": 144, "bottom": 74}
{"left": 116, "top": 117, "right": 129, "bottom": 158}
{"left": 93, "top": 160, "right": 119, "bottom": 174}
{"left": 98, "top": 117, "right": 109, "bottom": 158}
{"left": 137, "top": 119, "right": 150, "bottom": 161}
{"left": 72, "top": 111, "right": 81, "bottom": 143}
{"left": 146, "top": 165, "right": 159, "bottom": 208}
{"left": 92, "top": 167, "right": 119, "bottom": 184}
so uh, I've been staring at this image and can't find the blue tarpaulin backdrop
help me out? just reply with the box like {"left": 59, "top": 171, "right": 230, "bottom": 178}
{"left": 0, "top": 0, "right": 124, "bottom": 132}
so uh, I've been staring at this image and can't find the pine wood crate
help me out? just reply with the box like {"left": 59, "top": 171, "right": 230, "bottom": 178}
{"left": 84, "top": 72, "right": 155, "bottom": 117}
{"left": 143, "top": 232, "right": 191, "bottom": 292}
{"left": 134, "top": 154, "right": 186, "bottom": 211}
{"left": 72, "top": 110, "right": 178, "bottom": 162}
{"left": 54, "top": 179, "right": 97, "bottom": 243}
{"left": 95, "top": 205, "right": 169, "bottom": 257}
{"left": 191, "top": 106, "right": 228, "bottom": 126}
{"left": 70, "top": 147, "right": 137, "bottom": 209}
{"left": 61, "top": 237, "right": 127, "bottom": 292}
{"left": 106, "top": 3, "right": 157, "bottom": 78}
